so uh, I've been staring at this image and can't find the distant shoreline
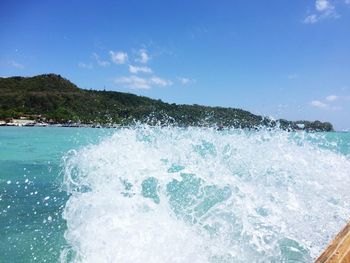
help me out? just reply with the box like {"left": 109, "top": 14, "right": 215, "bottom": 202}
{"left": 0, "top": 122, "right": 116, "bottom": 129}
{"left": 0, "top": 124, "right": 346, "bottom": 132}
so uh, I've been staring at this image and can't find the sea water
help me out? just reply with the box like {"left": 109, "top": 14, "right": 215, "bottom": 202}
{"left": 0, "top": 126, "right": 350, "bottom": 263}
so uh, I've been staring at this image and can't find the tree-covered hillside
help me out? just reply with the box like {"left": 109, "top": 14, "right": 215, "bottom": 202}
{"left": 0, "top": 74, "right": 333, "bottom": 131}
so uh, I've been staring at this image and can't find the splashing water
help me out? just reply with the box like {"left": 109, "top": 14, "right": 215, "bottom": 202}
{"left": 60, "top": 127, "right": 350, "bottom": 262}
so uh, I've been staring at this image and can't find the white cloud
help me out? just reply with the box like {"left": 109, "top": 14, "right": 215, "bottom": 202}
{"left": 129, "top": 65, "right": 152, "bottom": 74}
{"left": 135, "top": 49, "right": 150, "bottom": 64}
{"left": 316, "top": 0, "right": 333, "bottom": 11}
{"left": 325, "top": 95, "right": 338, "bottom": 101}
{"left": 8, "top": 60, "right": 24, "bottom": 69}
{"left": 310, "top": 99, "right": 342, "bottom": 111}
{"left": 304, "top": 0, "right": 338, "bottom": 24}
{"left": 93, "top": 53, "right": 110, "bottom": 67}
{"left": 110, "top": 51, "right": 128, "bottom": 64}
{"left": 115, "top": 76, "right": 150, "bottom": 89}
{"left": 150, "top": 76, "right": 173, "bottom": 87}
{"left": 310, "top": 100, "right": 328, "bottom": 108}
{"left": 115, "top": 75, "right": 172, "bottom": 89}
{"left": 78, "top": 62, "right": 93, "bottom": 69}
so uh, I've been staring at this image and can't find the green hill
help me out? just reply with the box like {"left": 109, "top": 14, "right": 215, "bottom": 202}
{"left": 0, "top": 74, "right": 333, "bottom": 131}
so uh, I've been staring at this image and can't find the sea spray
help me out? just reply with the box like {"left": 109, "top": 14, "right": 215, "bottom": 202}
{"left": 61, "top": 126, "right": 350, "bottom": 262}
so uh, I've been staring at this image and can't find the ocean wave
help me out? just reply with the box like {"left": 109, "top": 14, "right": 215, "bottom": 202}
{"left": 61, "top": 126, "right": 350, "bottom": 262}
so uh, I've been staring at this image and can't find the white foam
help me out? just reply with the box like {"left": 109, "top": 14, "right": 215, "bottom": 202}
{"left": 61, "top": 127, "right": 350, "bottom": 262}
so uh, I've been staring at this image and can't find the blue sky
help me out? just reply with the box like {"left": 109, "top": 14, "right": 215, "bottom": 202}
{"left": 1, "top": 0, "right": 350, "bottom": 130}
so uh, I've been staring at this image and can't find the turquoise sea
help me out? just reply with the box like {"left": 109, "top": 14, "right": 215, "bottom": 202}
{"left": 1, "top": 126, "right": 350, "bottom": 263}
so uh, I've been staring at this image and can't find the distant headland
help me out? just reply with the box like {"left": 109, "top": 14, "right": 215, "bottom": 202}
{"left": 0, "top": 74, "right": 333, "bottom": 131}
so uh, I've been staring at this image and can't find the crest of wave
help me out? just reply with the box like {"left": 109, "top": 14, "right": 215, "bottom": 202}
{"left": 60, "top": 126, "right": 350, "bottom": 263}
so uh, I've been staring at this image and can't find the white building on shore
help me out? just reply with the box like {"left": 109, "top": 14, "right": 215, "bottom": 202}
{"left": 10, "top": 119, "right": 36, "bottom": 126}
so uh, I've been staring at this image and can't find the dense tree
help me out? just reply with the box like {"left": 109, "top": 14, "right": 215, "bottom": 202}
{"left": 0, "top": 74, "right": 333, "bottom": 131}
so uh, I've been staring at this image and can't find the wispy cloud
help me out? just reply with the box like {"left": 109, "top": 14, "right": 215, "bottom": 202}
{"left": 115, "top": 75, "right": 172, "bottom": 89}
{"left": 93, "top": 53, "right": 110, "bottom": 67}
{"left": 304, "top": 15, "right": 318, "bottom": 24}
{"left": 115, "top": 76, "right": 150, "bottom": 89}
{"left": 110, "top": 51, "right": 128, "bottom": 64}
{"left": 78, "top": 62, "right": 93, "bottom": 69}
{"left": 325, "top": 94, "right": 338, "bottom": 101}
{"left": 310, "top": 100, "right": 328, "bottom": 108}
{"left": 310, "top": 94, "right": 345, "bottom": 110}
{"left": 178, "top": 77, "right": 191, "bottom": 85}
{"left": 177, "top": 77, "right": 196, "bottom": 85}
{"left": 129, "top": 65, "right": 152, "bottom": 74}
{"left": 8, "top": 60, "right": 24, "bottom": 69}
{"left": 304, "top": 0, "right": 338, "bottom": 24}
{"left": 135, "top": 49, "right": 150, "bottom": 64}
{"left": 150, "top": 76, "right": 173, "bottom": 87}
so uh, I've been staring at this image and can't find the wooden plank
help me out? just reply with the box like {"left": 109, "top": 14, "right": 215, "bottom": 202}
{"left": 315, "top": 222, "right": 350, "bottom": 263}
